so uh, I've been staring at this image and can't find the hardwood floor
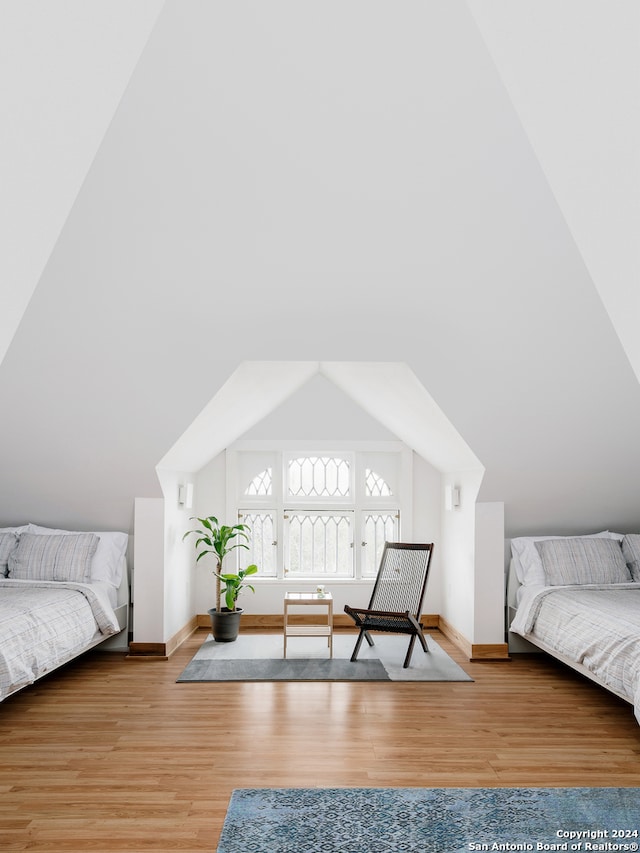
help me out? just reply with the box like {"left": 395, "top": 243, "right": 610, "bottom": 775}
{"left": 1, "top": 628, "right": 639, "bottom": 852}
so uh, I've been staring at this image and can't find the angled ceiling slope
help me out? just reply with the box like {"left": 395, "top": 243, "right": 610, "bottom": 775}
{"left": 157, "top": 361, "right": 484, "bottom": 476}
{"left": 0, "top": 0, "right": 164, "bottom": 366}
{"left": 468, "top": 0, "right": 640, "bottom": 383}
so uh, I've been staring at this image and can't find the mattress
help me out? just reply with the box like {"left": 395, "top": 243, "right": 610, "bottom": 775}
{"left": 511, "top": 582, "right": 640, "bottom": 723}
{"left": 0, "top": 578, "right": 121, "bottom": 701}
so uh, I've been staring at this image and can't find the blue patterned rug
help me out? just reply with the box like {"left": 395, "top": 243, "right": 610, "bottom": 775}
{"left": 216, "top": 787, "right": 639, "bottom": 853}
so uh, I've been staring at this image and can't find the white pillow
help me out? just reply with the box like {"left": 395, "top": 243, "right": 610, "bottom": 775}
{"left": 0, "top": 531, "right": 18, "bottom": 577}
{"left": 535, "top": 537, "right": 631, "bottom": 586}
{"left": 622, "top": 534, "right": 640, "bottom": 582}
{"left": 9, "top": 533, "right": 99, "bottom": 583}
{"left": 510, "top": 531, "right": 613, "bottom": 587}
{"left": 26, "top": 524, "right": 128, "bottom": 587}
{"left": 0, "top": 527, "right": 29, "bottom": 577}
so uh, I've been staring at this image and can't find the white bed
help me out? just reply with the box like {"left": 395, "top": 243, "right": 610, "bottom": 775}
{"left": 507, "top": 531, "right": 640, "bottom": 724}
{"left": 0, "top": 524, "right": 129, "bottom": 701}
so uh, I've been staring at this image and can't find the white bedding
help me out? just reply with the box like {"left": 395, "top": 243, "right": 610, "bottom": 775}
{"left": 0, "top": 578, "right": 121, "bottom": 701}
{"left": 511, "top": 582, "right": 640, "bottom": 723}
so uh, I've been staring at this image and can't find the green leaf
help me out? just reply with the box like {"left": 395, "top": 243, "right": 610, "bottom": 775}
{"left": 224, "top": 586, "right": 235, "bottom": 610}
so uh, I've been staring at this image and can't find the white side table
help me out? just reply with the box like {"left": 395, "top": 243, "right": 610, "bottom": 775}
{"left": 283, "top": 592, "right": 333, "bottom": 659}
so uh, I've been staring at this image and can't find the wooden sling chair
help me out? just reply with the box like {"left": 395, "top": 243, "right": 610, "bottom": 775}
{"left": 344, "top": 542, "right": 434, "bottom": 669}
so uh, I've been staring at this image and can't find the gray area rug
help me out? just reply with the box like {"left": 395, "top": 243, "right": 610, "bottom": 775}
{"left": 216, "top": 787, "right": 639, "bottom": 853}
{"left": 177, "top": 632, "right": 473, "bottom": 682}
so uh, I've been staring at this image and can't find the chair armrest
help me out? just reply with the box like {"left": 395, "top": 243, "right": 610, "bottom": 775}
{"left": 345, "top": 605, "right": 411, "bottom": 619}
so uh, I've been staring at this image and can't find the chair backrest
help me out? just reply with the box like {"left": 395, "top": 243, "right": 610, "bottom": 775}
{"left": 367, "top": 542, "right": 434, "bottom": 617}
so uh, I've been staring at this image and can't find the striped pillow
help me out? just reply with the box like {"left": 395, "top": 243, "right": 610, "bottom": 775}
{"left": 0, "top": 532, "right": 18, "bottom": 577}
{"left": 8, "top": 533, "right": 99, "bottom": 583}
{"left": 535, "top": 537, "right": 631, "bottom": 586}
{"left": 622, "top": 534, "right": 640, "bottom": 582}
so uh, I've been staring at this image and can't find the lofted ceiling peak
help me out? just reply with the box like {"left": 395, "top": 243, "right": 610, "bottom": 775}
{"left": 157, "top": 361, "right": 484, "bottom": 477}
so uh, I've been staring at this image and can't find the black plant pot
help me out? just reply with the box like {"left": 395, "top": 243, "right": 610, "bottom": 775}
{"left": 208, "top": 607, "right": 243, "bottom": 643}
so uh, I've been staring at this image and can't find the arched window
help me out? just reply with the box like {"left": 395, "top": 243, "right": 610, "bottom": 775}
{"left": 365, "top": 468, "right": 392, "bottom": 497}
{"left": 287, "top": 456, "right": 350, "bottom": 498}
{"left": 244, "top": 467, "right": 272, "bottom": 497}
{"left": 236, "top": 448, "right": 403, "bottom": 580}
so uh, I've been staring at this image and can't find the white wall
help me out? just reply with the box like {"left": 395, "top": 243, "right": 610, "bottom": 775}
{"left": 473, "top": 501, "right": 506, "bottom": 645}
{"left": 143, "top": 447, "right": 507, "bottom": 647}
{"left": 133, "top": 498, "right": 165, "bottom": 643}
{"left": 4, "top": 2, "right": 640, "bottom": 644}
{"left": 157, "top": 468, "right": 194, "bottom": 641}
{"left": 185, "top": 445, "right": 442, "bottom": 626}
{"left": 439, "top": 470, "right": 485, "bottom": 641}
{"left": 192, "top": 453, "right": 227, "bottom": 614}
{"left": 163, "top": 376, "right": 449, "bottom": 631}
{"left": 150, "top": 365, "right": 498, "bottom": 646}
{"left": 177, "top": 443, "right": 507, "bottom": 650}
{"left": 3, "top": 1, "right": 640, "bottom": 540}
{"left": 412, "top": 453, "right": 443, "bottom": 615}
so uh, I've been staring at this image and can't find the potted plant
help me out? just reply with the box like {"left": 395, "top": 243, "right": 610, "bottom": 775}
{"left": 183, "top": 515, "right": 258, "bottom": 642}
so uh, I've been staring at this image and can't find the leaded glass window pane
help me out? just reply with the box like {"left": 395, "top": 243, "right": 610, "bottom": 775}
{"left": 238, "top": 511, "right": 276, "bottom": 577}
{"left": 244, "top": 468, "right": 272, "bottom": 497}
{"left": 363, "top": 513, "right": 399, "bottom": 577}
{"left": 285, "top": 511, "right": 353, "bottom": 577}
{"left": 365, "top": 468, "right": 393, "bottom": 497}
{"left": 287, "top": 456, "right": 350, "bottom": 498}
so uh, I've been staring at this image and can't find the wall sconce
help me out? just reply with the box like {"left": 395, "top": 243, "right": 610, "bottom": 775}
{"left": 178, "top": 483, "right": 194, "bottom": 509}
{"left": 444, "top": 485, "right": 461, "bottom": 511}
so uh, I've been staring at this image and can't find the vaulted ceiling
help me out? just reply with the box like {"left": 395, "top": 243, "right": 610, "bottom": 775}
{"left": 1, "top": 1, "right": 639, "bottom": 536}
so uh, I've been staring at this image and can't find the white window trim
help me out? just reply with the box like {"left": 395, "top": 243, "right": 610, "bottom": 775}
{"left": 227, "top": 440, "right": 413, "bottom": 583}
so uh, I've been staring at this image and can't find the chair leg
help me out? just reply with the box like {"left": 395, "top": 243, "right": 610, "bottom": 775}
{"left": 364, "top": 630, "right": 375, "bottom": 647}
{"left": 350, "top": 629, "right": 368, "bottom": 662}
{"left": 417, "top": 628, "right": 429, "bottom": 653}
{"left": 403, "top": 627, "right": 429, "bottom": 668}
{"left": 403, "top": 634, "right": 418, "bottom": 668}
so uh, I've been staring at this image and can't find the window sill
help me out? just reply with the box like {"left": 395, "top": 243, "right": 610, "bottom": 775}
{"left": 253, "top": 577, "right": 375, "bottom": 585}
